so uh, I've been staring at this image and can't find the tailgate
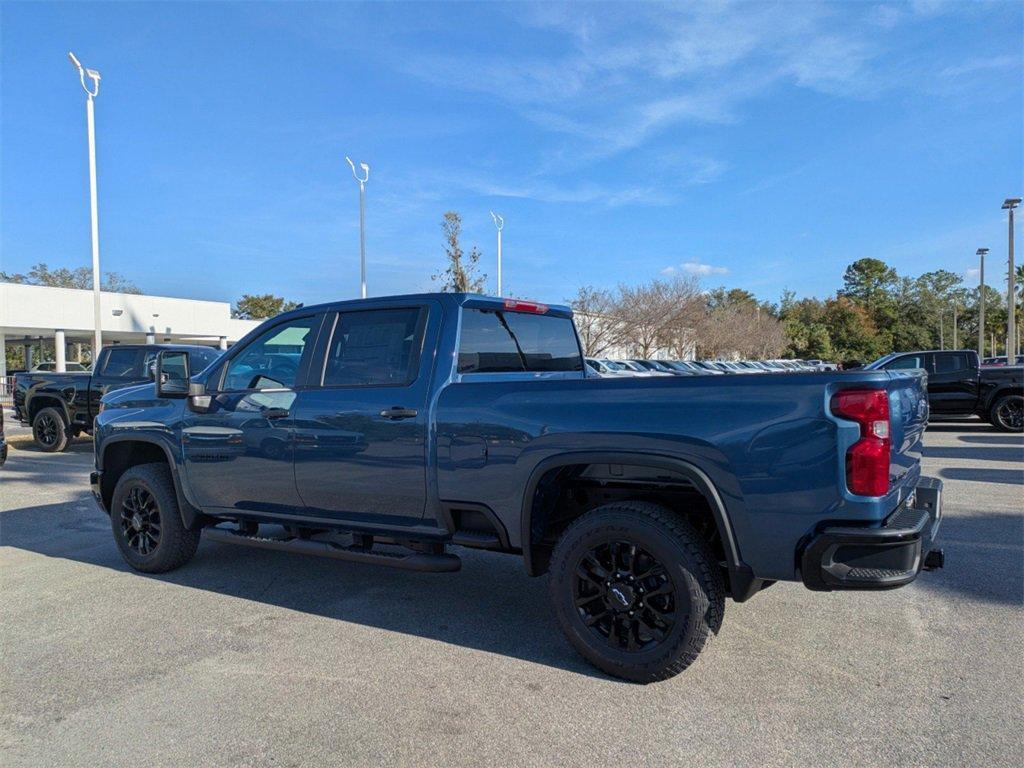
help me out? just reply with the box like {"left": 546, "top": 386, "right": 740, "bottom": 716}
{"left": 886, "top": 370, "right": 929, "bottom": 490}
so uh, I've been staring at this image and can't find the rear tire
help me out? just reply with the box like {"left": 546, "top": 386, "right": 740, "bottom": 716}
{"left": 989, "top": 394, "right": 1023, "bottom": 432}
{"left": 111, "top": 463, "right": 200, "bottom": 573}
{"left": 548, "top": 501, "right": 725, "bottom": 683}
{"left": 32, "top": 407, "right": 68, "bottom": 452}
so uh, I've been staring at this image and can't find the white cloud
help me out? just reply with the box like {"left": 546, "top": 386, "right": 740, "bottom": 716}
{"left": 664, "top": 261, "right": 730, "bottom": 277}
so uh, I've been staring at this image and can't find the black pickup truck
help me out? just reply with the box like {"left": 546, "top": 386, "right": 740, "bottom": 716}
{"left": 13, "top": 344, "right": 220, "bottom": 451}
{"left": 866, "top": 349, "right": 1022, "bottom": 431}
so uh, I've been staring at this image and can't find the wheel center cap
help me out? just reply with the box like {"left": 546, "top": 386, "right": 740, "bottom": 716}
{"left": 131, "top": 514, "right": 143, "bottom": 531}
{"left": 607, "top": 582, "right": 635, "bottom": 610}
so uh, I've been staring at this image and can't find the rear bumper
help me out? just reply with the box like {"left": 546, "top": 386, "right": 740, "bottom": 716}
{"left": 801, "top": 476, "right": 943, "bottom": 591}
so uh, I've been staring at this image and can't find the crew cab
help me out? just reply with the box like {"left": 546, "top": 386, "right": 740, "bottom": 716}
{"left": 866, "top": 349, "right": 1022, "bottom": 431}
{"left": 14, "top": 344, "right": 220, "bottom": 451}
{"left": 91, "top": 294, "right": 944, "bottom": 682}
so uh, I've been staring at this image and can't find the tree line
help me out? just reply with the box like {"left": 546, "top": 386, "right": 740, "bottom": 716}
{"left": 6, "top": 221, "right": 1022, "bottom": 366}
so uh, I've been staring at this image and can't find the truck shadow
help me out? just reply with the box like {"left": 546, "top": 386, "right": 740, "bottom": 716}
{"left": 924, "top": 445, "right": 1024, "bottom": 463}
{"left": 914, "top": 508, "right": 1024, "bottom": 607}
{"left": 957, "top": 434, "right": 1024, "bottom": 446}
{"left": 938, "top": 467, "right": 1024, "bottom": 485}
{"left": 0, "top": 499, "right": 607, "bottom": 680}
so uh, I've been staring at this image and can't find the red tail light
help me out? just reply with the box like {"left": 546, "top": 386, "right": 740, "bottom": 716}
{"left": 830, "top": 389, "right": 891, "bottom": 496}
{"left": 503, "top": 299, "right": 548, "bottom": 314}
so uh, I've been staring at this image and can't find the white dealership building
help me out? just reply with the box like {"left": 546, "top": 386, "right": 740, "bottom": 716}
{"left": 0, "top": 282, "right": 262, "bottom": 376}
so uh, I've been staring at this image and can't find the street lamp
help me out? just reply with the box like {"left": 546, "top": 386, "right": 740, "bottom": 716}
{"left": 490, "top": 211, "right": 504, "bottom": 296}
{"left": 345, "top": 156, "right": 370, "bottom": 299}
{"left": 977, "top": 248, "right": 989, "bottom": 357}
{"left": 1002, "top": 198, "right": 1021, "bottom": 362}
{"left": 69, "top": 51, "right": 103, "bottom": 361}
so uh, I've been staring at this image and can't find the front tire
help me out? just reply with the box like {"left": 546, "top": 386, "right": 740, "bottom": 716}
{"left": 32, "top": 407, "right": 68, "bottom": 452}
{"left": 989, "top": 394, "right": 1024, "bottom": 432}
{"left": 111, "top": 463, "right": 200, "bottom": 573}
{"left": 548, "top": 501, "right": 725, "bottom": 683}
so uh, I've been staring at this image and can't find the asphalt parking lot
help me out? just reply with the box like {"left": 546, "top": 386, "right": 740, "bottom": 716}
{"left": 1, "top": 418, "right": 1021, "bottom": 768}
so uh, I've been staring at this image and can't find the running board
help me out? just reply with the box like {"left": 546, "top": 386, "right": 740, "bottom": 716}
{"left": 204, "top": 528, "right": 461, "bottom": 572}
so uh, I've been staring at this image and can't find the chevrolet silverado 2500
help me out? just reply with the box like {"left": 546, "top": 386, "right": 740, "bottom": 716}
{"left": 91, "top": 294, "right": 944, "bottom": 682}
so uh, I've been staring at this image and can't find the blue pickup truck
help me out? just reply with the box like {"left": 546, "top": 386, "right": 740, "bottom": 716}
{"left": 91, "top": 293, "right": 944, "bottom": 682}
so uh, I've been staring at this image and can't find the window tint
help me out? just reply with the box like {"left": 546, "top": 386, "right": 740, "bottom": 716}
{"left": 322, "top": 308, "right": 424, "bottom": 387}
{"left": 933, "top": 353, "right": 969, "bottom": 373}
{"left": 885, "top": 355, "right": 924, "bottom": 370}
{"left": 457, "top": 309, "right": 582, "bottom": 373}
{"left": 223, "top": 316, "right": 318, "bottom": 391}
{"left": 102, "top": 348, "right": 140, "bottom": 377}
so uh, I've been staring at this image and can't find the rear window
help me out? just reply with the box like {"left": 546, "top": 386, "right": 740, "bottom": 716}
{"left": 457, "top": 309, "right": 582, "bottom": 374}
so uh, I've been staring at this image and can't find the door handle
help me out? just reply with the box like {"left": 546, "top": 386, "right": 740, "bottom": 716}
{"left": 262, "top": 407, "right": 290, "bottom": 420}
{"left": 379, "top": 407, "right": 418, "bottom": 420}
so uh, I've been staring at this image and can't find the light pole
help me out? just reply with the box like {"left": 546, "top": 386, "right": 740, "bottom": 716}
{"left": 1003, "top": 198, "right": 1020, "bottom": 362}
{"left": 490, "top": 211, "right": 504, "bottom": 296}
{"left": 69, "top": 52, "right": 103, "bottom": 361}
{"left": 977, "top": 247, "right": 988, "bottom": 357}
{"left": 952, "top": 303, "right": 958, "bottom": 349}
{"left": 345, "top": 156, "right": 370, "bottom": 299}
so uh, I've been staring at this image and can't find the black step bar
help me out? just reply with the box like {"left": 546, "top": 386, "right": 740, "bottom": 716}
{"left": 204, "top": 527, "right": 461, "bottom": 572}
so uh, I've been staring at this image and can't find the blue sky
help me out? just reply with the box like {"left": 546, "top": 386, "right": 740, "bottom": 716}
{"left": 2, "top": 1, "right": 1021, "bottom": 307}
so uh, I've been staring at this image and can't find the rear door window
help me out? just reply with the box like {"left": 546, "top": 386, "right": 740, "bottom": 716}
{"left": 102, "top": 348, "right": 141, "bottom": 377}
{"left": 457, "top": 309, "right": 583, "bottom": 374}
{"left": 933, "top": 353, "right": 969, "bottom": 373}
{"left": 321, "top": 308, "right": 425, "bottom": 387}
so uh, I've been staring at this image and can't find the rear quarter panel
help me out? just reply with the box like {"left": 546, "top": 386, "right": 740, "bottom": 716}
{"left": 434, "top": 370, "right": 926, "bottom": 581}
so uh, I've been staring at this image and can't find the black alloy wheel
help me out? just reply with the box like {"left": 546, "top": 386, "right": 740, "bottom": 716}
{"left": 119, "top": 485, "right": 162, "bottom": 556}
{"left": 32, "top": 407, "right": 68, "bottom": 452}
{"left": 992, "top": 395, "right": 1024, "bottom": 432}
{"left": 573, "top": 540, "right": 678, "bottom": 652}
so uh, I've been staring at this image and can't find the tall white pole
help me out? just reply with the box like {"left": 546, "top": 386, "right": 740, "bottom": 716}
{"left": 1004, "top": 200, "right": 1018, "bottom": 362}
{"left": 70, "top": 52, "right": 102, "bottom": 361}
{"left": 358, "top": 179, "right": 366, "bottom": 298}
{"left": 86, "top": 93, "right": 102, "bottom": 359}
{"left": 978, "top": 249, "right": 987, "bottom": 357}
{"left": 346, "top": 157, "right": 370, "bottom": 299}
{"left": 490, "top": 212, "right": 504, "bottom": 296}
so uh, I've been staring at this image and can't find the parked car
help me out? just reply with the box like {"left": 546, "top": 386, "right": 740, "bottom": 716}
{"left": 13, "top": 344, "right": 221, "bottom": 451}
{"left": 865, "top": 349, "right": 1022, "bottom": 431}
{"left": 656, "top": 360, "right": 723, "bottom": 375}
{"left": 585, "top": 358, "right": 630, "bottom": 377}
{"left": 610, "top": 360, "right": 667, "bottom": 376}
{"left": 633, "top": 360, "right": 692, "bottom": 376}
{"left": 30, "top": 361, "right": 90, "bottom": 372}
{"left": 91, "top": 293, "right": 943, "bottom": 683}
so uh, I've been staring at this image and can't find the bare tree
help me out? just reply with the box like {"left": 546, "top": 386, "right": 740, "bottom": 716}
{"left": 614, "top": 276, "right": 703, "bottom": 358}
{"left": 432, "top": 211, "right": 486, "bottom": 293}
{"left": 569, "top": 286, "right": 623, "bottom": 357}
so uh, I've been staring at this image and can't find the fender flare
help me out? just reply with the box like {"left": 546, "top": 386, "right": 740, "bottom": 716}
{"left": 98, "top": 434, "right": 203, "bottom": 529}
{"left": 519, "top": 450, "right": 744, "bottom": 575}
{"left": 983, "top": 384, "right": 1023, "bottom": 414}
{"left": 26, "top": 393, "right": 72, "bottom": 428}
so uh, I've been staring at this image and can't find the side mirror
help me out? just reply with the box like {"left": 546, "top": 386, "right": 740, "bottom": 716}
{"left": 155, "top": 350, "right": 190, "bottom": 398}
{"left": 187, "top": 380, "right": 212, "bottom": 413}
